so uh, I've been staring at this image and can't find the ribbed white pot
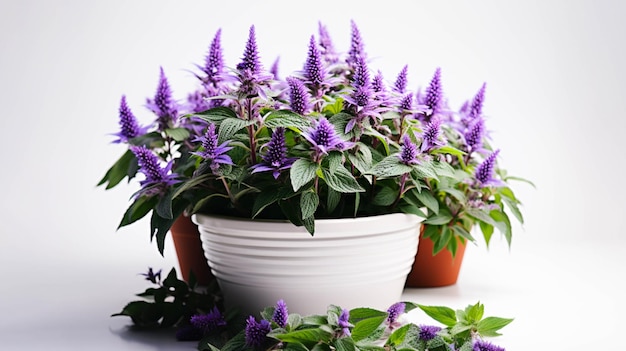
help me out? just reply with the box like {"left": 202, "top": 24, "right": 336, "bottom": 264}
{"left": 192, "top": 213, "right": 423, "bottom": 316}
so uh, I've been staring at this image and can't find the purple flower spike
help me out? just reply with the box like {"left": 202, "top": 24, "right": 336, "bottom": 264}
{"left": 424, "top": 67, "right": 443, "bottom": 119}
{"left": 193, "top": 123, "right": 234, "bottom": 172}
{"left": 303, "top": 117, "right": 353, "bottom": 159}
{"left": 352, "top": 55, "right": 370, "bottom": 89}
{"left": 372, "top": 71, "right": 386, "bottom": 94}
{"left": 400, "top": 93, "right": 413, "bottom": 111}
{"left": 251, "top": 127, "right": 296, "bottom": 179}
{"left": 475, "top": 149, "right": 501, "bottom": 187}
{"left": 238, "top": 25, "right": 261, "bottom": 74}
{"left": 190, "top": 306, "right": 227, "bottom": 333}
{"left": 386, "top": 302, "right": 405, "bottom": 326}
{"left": 130, "top": 145, "right": 178, "bottom": 197}
{"left": 394, "top": 65, "right": 409, "bottom": 93}
{"left": 272, "top": 299, "right": 289, "bottom": 328}
{"left": 114, "top": 95, "right": 146, "bottom": 143}
{"left": 346, "top": 20, "right": 365, "bottom": 67}
{"left": 304, "top": 35, "right": 325, "bottom": 87}
{"left": 202, "top": 29, "right": 224, "bottom": 86}
{"left": 464, "top": 117, "right": 486, "bottom": 152}
{"left": 244, "top": 316, "right": 271, "bottom": 347}
{"left": 318, "top": 22, "right": 338, "bottom": 64}
{"left": 418, "top": 325, "right": 442, "bottom": 341}
{"left": 399, "top": 134, "right": 419, "bottom": 165}
{"left": 421, "top": 117, "right": 446, "bottom": 152}
{"left": 338, "top": 309, "right": 351, "bottom": 337}
{"left": 473, "top": 339, "right": 505, "bottom": 351}
{"left": 147, "top": 67, "right": 178, "bottom": 131}
{"left": 286, "top": 77, "right": 312, "bottom": 115}
{"left": 469, "top": 83, "right": 486, "bottom": 120}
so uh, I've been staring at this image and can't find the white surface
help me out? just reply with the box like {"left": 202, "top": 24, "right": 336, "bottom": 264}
{"left": 1, "top": 0, "right": 625, "bottom": 350}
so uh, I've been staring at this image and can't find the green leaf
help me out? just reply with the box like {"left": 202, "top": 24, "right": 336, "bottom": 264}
{"left": 155, "top": 191, "right": 173, "bottom": 220}
{"left": 150, "top": 200, "right": 186, "bottom": 255}
{"left": 476, "top": 316, "right": 514, "bottom": 337}
{"left": 351, "top": 316, "right": 387, "bottom": 342}
{"left": 321, "top": 167, "right": 365, "bottom": 193}
{"left": 440, "top": 187, "right": 466, "bottom": 203}
{"left": 347, "top": 142, "right": 373, "bottom": 176}
{"left": 433, "top": 226, "right": 451, "bottom": 254}
{"left": 164, "top": 127, "right": 190, "bottom": 142}
{"left": 502, "top": 195, "right": 524, "bottom": 224}
{"left": 371, "top": 186, "right": 397, "bottom": 206}
{"left": 412, "top": 189, "right": 439, "bottom": 214}
{"left": 431, "top": 160, "right": 457, "bottom": 178}
{"left": 327, "top": 152, "right": 343, "bottom": 173}
{"left": 417, "top": 305, "right": 457, "bottom": 327}
{"left": 275, "top": 328, "right": 333, "bottom": 344}
{"left": 423, "top": 208, "right": 453, "bottom": 225}
{"left": 98, "top": 149, "right": 136, "bottom": 189}
{"left": 172, "top": 173, "right": 212, "bottom": 199}
{"left": 323, "top": 97, "right": 344, "bottom": 115}
{"left": 479, "top": 221, "right": 494, "bottom": 245}
{"left": 192, "top": 106, "right": 238, "bottom": 123}
{"left": 218, "top": 117, "right": 253, "bottom": 144}
{"left": 326, "top": 188, "right": 340, "bottom": 214}
{"left": 264, "top": 109, "right": 312, "bottom": 131}
{"left": 451, "top": 224, "right": 475, "bottom": 242}
{"left": 333, "top": 337, "right": 356, "bottom": 351}
{"left": 367, "top": 156, "right": 412, "bottom": 178}
{"left": 300, "top": 191, "right": 319, "bottom": 220}
{"left": 490, "top": 210, "right": 512, "bottom": 246}
{"left": 431, "top": 145, "right": 466, "bottom": 157}
{"left": 363, "top": 127, "right": 391, "bottom": 156}
{"left": 504, "top": 175, "right": 536, "bottom": 188}
{"left": 118, "top": 196, "right": 157, "bottom": 228}
{"left": 290, "top": 159, "right": 319, "bottom": 192}
{"left": 252, "top": 186, "right": 296, "bottom": 218}
{"left": 464, "top": 302, "right": 484, "bottom": 323}
{"left": 412, "top": 161, "right": 438, "bottom": 180}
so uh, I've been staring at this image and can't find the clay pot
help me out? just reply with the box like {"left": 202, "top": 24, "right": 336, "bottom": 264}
{"left": 405, "top": 225, "right": 467, "bottom": 287}
{"left": 170, "top": 215, "right": 214, "bottom": 286}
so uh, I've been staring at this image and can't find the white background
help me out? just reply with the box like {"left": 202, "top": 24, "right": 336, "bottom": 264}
{"left": 1, "top": 0, "right": 625, "bottom": 350}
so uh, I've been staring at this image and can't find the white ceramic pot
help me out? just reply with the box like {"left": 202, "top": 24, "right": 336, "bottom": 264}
{"left": 192, "top": 213, "right": 423, "bottom": 316}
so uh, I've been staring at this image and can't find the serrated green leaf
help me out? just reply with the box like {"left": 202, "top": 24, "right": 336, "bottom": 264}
{"left": 431, "top": 160, "right": 457, "bottom": 178}
{"left": 326, "top": 188, "right": 340, "bottom": 213}
{"left": 164, "top": 127, "right": 190, "bottom": 142}
{"left": 218, "top": 117, "right": 253, "bottom": 144}
{"left": 192, "top": 106, "right": 238, "bottom": 123}
{"left": 465, "top": 302, "right": 484, "bottom": 323}
{"left": 321, "top": 166, "right": 365, "bottom": 193}
{"left": 290, "top": 159, "right": 318, "bottom": 191}
{"left": 333, "top": 337, "right": 356, "bottom": 351}
{"left": 351, "top": 315, "right": 388, "bottom": 342}
{"left": 363, "top": 127, "right": 391, "bottom": 156}
{"left": 300, "top": 191, "right": 319, "bottom": 220}
{"left": 417, "top": 305, "right": 457, "bottom": 327}
{"left": 371, "top": 186, "right": 397, "bottom": 206}
{"left": 367, "top": 156, "right": 412, "bottom": 178}
{"left": 275, "top": 328, "right": 333, "bottom": 344}
{"left": 423, "top": 208, "right": 452, "bottom": 225}
{"left": 476, "top": 316, "right": 514, "bottom": 337}
{"left": 413, "top": 189, "right": 439, "bottom": 214}
{"left": 264, "top": 109, "right": 311, "bottom": 130}
{"left": 386, "top": 324, "right": 410, "bottom": 346}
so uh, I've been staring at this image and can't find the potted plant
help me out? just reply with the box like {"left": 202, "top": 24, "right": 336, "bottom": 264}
{"left": 105, "top": 20, "right": 529, "bottom": 313}
{"left": 97, "top": 31, "right": 233, "bottom": 285}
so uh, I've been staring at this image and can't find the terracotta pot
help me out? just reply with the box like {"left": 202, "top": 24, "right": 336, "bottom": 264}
{"left": 405, "top": 225, "right": 467, "bottom": 287}
{"left": 170, "top": 215, "right": 214, "bottom": 286}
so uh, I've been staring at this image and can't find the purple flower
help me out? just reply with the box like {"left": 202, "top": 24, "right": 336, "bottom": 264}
{"left": 190, "top": 306, "right": 227, "bottom": 333}
{"left": 464, "top": 117, "right": 486, "bottom": 152}
{"left": 113, "top": 95, "right": 147, "bottom": 143}
{"left": 473, "top": 339, "right": 505, "bottom": 351}
{"left": 303, "top": 117, "right": 353, "bottom": 159}
{"left": 346, "top": 20, "right": 365, "bottom": 67}
{"left": 244, "top": 316, "right": 271, "bottom": 347}
{"left": 202, "top": 29, "right": 225, "bottom": 86}
{"left": 399, "top": 134, "right": 419, "bottom": 165}
{"left": 400, "top": 93, "right": 413, "bottom": 111}
{"left": 238, "top": 25, "right": 261, "bottom": 74}
{"left": 386, "top": 302, "right": 405, "bottom": 326}
{"left": 474, "top": 149, "right": 501, "bottom": 187}
{"left": 251, "top": 127, "right": 296, "bottom": 179}
{"left": 423, "top": 67, "right": 443, "bottom": 120}
{"left": 344, "top": 55, "right": 372, "bottom": 110}
{"left": 421, "top": 117, "right": 446, "bottom": 152}
{"left": 272, "top": 299, "right": 289, "bottom": 328}
{"left": 193, "top": 123, "right": 234, "bottom": 172}
{"left": 130, "top": 145, "right": 178, "bottom": 197}
{"left": 418, "top": 325, "right": 442, "bottom": 341}
{"left": 318, "top": 21, "right": 339, "bottom": 64}
{"left": 146, "top": 67, "right": 178, "bottom": 131}
{"left": 140, "top": 267, "right": 161, "bottom": 284}
{"left": 304, "top": 35, "right": 325, "bottom": 87}
{"left": 394, "top": 65, "right": 408, "bottom": 93}
{"left": 469, "top": 83, "right": 486, "bottom": 120}
{"left": 286, "top": 77, "right": 312, "bottom": 115}
{"left": 338, "top": 309, "right": 351, "bottom": 337}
